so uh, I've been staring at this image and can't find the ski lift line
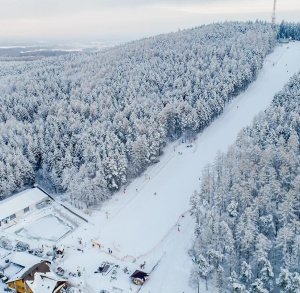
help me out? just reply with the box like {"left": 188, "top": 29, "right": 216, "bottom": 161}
{"left": 136, "top": 253, "right": 166, "bottom": 293}
{"left": 265, "top": 44, "right": 287, "bottom": 66}
{"left": 128, "top": 151, "right": 175, "bottom": 193}
{"left": 149, "top": 251, "right": 166, "bottom": 274}
{"left": 98, "top": 153, "right": 176, "bottom": 230}
{"left": 123, "top": 144, "right": 177, "bottom": 194}
{"left": 91, "top": 210, "right": 190, "bottom": 264}
{"left": 135, "top": 210, "right": 190, "bottom": 260}
{"left": 147, "top": 153, "right": 175, "bottom": 180}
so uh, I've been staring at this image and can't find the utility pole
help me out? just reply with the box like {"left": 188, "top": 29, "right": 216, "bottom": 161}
{"left": 271, "top": 0, "right": 276, "bottom": 24}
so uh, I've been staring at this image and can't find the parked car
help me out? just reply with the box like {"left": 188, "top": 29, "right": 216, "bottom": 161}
{"left": 56, "top": 267, "right": 65, "bottom": 277}
{"left": 0, "top": 239, "right": 13, "bottom": 251}
{"left": 33, "top": 248, "right": 44, "bottom": 257}
{"left": 15, "top": 241, "right": 30, "bottom": 252}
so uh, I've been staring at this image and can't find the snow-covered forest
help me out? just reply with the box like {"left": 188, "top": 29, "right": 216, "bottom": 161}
{"left": 279, "top": 21, "right": 300, "bottom": 40}
{"left": 190, "top": 72, "right": 300, "bottom": 292}
{"left": 0, "top": 21, "right": 277, "bottom": 206}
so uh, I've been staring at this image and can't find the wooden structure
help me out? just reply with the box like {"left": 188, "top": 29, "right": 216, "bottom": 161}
{"left": 26, "top": 271, "right": 67, "bottom": 293}
{"left": 7, "top": 261, "right": 51, "bottom": 293}
{"left": 130, "top": 270, "right": 150, "bottom": 285}
{"left": 56, "top": 245, "right": 65, "bottom": 258}
{"left": 7, "top": 260, "right": 66, "bottom": 293}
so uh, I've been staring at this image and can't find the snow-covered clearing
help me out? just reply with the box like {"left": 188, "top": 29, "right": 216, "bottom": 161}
{"left": 16, "top": 215, "right": 72, "bottom": 242}
{"left": 2, "top": 203, "right": 80, "bottom": 243}
{"left": 1, "top": 42, "right": 300, "bottom": 293}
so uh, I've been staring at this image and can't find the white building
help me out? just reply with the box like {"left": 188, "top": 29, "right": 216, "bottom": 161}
{"left": 0, "top": 187, "right": 49, "bottom": 227}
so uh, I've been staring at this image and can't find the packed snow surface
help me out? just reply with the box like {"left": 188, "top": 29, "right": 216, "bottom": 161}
{"left": 57, "top": 42, "right": 300, "bottom": 293}
{"left": 17, "top": 215, "right": 72, "bottom": 242}
{"left": 1, "top": 42, "right": 300, "bottom": 293}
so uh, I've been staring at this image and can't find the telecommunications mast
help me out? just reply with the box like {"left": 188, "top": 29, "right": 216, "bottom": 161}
{"left": 271, "top": 0, "right": 277, "bottom": 24}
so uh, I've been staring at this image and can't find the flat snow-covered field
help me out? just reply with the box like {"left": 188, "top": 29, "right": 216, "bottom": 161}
{"left": 1, "top": 42, "right": 300, "bottom": 293}
{"left": 16, "top": 215, "right": 72, "bottom": 242}
{"left": 2, "top": 203, "right": 79, "bottom": 243}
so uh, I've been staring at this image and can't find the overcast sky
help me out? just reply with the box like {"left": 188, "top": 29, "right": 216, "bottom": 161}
{"left": 0, "top": 0, "right": 299, "bottom": 43}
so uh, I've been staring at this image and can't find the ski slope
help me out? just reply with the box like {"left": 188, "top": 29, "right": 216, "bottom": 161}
{"left": 42, "top": 42, "right": 300, "bottom": 292}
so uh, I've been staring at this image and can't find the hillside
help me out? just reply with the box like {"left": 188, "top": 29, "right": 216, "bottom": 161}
{"left": 0, "top": 21, "right": 276, "bottom": 205}
{"left": 1, "top": 35, "right": 300, "bottom": 293}
{"left": 191, "top": 52, "right": 300, "bottom": 291}
{"left": 48, "top": 41, "right": 300, "bottom": 292}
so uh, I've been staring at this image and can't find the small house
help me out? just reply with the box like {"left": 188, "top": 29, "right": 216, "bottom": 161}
{"left": 130, "top": 270, "right": 150, "bottom": 285}
{"left": 56, "top": 245, "right": 65, "bottom": 258}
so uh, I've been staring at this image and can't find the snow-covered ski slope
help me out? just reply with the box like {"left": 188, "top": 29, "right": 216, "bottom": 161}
{"left": 61, "top": 42, "right": 300, "bottom": 292}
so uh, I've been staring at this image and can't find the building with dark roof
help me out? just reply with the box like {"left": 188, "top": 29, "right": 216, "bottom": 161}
{"left": 6, "top": 260, "right": 66, "bottom": 293}
{"left": 130, "top": 270, "right": 150, "bottom": 285}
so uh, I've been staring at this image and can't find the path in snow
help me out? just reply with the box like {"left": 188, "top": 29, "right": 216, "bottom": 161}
{"left": 62, "top": 42, "right": 300, "bottom": 293}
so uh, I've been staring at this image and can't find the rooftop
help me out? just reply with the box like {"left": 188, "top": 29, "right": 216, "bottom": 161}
{"left": 3, "top": 264, "right": 23, "bottom": 279}
{"left": 0, "top": 187, "right": 48, "bottom": 221}
{"left": 130, "top": 270, "right": 150, "bottom": 281}
{"left": 8, "top": 260, "right": 51, "bottom": 283}
{"left": 26, "top": 271, "right": 65, "bottom": 293}
{"left": 10, "top": 252, "right": 45, "bottom": 268}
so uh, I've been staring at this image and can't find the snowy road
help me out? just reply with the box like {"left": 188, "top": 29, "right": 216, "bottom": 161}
{"left": 61, "top": 42, "right": 300, "bottom": 293}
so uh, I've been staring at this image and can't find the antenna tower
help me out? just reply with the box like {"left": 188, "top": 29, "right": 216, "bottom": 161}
{"left": 272, "top": 0, "right": 276, "bottom": 24}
